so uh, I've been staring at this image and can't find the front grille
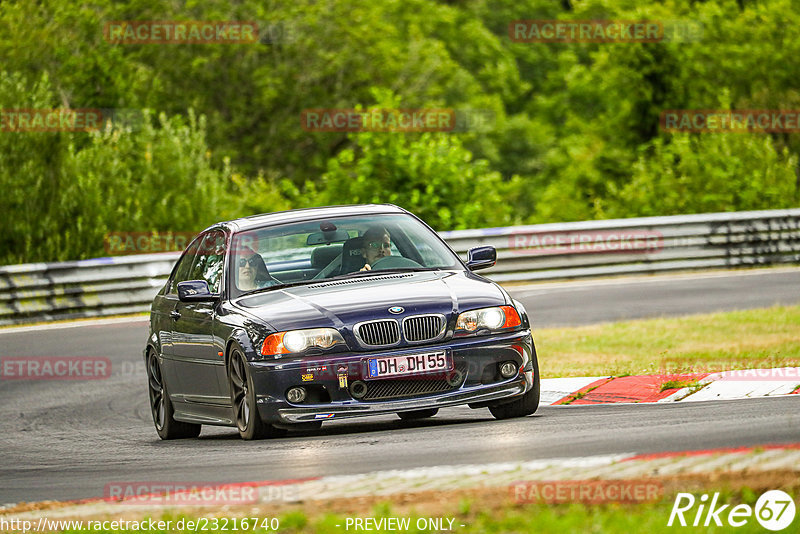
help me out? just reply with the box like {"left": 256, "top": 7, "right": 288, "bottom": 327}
{"left": 403, "top": 314, "right": 445, "bottom": 342}
{"left": 362, "top": 378, "right": 452, "bottom": 400}
{"left": 356, "top": 320, "right": 400, "bottom": 346}
{"left": 361, "top": 362, "right": 468, "bottom": 401}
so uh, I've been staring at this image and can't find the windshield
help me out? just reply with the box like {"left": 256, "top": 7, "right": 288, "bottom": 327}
{"left": 228, "top": 213, "right": 462, "bottom": 298}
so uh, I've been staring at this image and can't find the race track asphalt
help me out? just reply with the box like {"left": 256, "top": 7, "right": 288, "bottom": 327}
{"left": 1, "top": 268, "right": 798, "bottom": 504}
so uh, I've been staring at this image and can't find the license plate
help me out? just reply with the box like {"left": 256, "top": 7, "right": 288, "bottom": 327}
{"left": 367, "top": 351, "right": 449, "bottom": 379}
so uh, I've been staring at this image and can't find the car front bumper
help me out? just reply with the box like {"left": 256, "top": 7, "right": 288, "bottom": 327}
{"left": 249, "top": 330, "right": 536, "bottom": 424}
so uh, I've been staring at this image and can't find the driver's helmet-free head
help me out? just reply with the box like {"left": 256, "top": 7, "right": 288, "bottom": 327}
{"left": 361, "top": 226, "right": 391, "bottom": 265}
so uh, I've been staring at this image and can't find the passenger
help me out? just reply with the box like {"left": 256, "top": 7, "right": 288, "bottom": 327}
{"left": 360, "top": 227, "right": 392, "bottom": 271}
{"left": 236, "top": 247, "right": 276, "bottom": 290}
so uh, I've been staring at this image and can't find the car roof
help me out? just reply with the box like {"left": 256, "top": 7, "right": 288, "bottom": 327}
{"left": 210, "top": 204, "right": 409, "bottom": 233}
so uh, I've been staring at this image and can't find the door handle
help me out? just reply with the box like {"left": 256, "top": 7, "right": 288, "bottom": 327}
{"left": 170, "top": 310, "right": 181, "bottom": 320}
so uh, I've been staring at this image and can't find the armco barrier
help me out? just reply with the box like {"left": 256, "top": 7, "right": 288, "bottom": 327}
{"left": 1, "top": 209, "right": 799, "bottom": 325}
{"left": 0, "top": 253, "right": 180, "bottom": 326}
{"left": 439, "top": 208, "right": 800, "bottom": 282}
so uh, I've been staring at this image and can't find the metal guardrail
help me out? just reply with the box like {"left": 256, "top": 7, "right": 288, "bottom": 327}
{"left": 441, "top": 208, "right": 800, "bottom": 282}
{"left": 1, "top": 209, "right": 799, "bottom": 326}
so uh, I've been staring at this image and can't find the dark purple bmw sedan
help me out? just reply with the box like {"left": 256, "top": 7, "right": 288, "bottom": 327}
{"left": 145, "top": 204, "right": 539, "bottom": 440}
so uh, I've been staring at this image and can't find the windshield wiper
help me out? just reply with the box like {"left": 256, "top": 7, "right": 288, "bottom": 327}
{"left": 239, "top": 279, "right": 320, "bottom": 296}
{"left": 326, "top": 267, "right": 439, "bottom": 280}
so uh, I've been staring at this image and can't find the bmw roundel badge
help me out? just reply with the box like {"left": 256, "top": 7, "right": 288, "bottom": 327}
{"left": 388, "top": 306, "right": 404, "bottom": 314}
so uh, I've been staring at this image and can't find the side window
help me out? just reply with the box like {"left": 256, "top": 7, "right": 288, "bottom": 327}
{"left": 169, "top": 238, "right": 201, "bottom": 293}
{"left": 188, "top": 230, "right": 226, "bottom": 293}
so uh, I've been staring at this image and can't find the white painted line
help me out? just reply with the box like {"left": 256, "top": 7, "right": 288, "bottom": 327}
{"left": 0, "top": 315, "right": 149, "bottom": 335}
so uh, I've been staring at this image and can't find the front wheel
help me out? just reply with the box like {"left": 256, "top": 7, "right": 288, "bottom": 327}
{"left": 488, "top": 357, "right": 540, "bottom": 420}
{"left": 228, "top": 348, "right": 286, "bottom": 440}
{"left": 147, "top": 350, "right": 201, "bottom": 440}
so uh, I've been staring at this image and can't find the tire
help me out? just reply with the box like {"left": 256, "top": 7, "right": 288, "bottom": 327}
{"left": 228, "top": 347, "right": 286, "bottom": 440}
{"left": 147, "top": 350, "right": 201, "bottom": 440}
{"left": 488, "top": 355, "right": 541, "bottom": 420}
{"left": 397, "top": 408, "right": 439, "bottom": 420}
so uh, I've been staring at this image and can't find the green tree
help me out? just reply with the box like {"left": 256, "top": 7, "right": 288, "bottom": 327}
{"left": 607, "top": 134, "right": 799, "bottom": 217}
{"left": 309, "top": 93, "right": 522, "bottom": 230}
{"left": 0, "top": 72, "right": 240, "bottom": 263}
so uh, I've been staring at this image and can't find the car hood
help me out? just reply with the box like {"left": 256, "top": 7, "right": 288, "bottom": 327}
{"left": 234, "top": 270, "right": 507, "bottom": 332}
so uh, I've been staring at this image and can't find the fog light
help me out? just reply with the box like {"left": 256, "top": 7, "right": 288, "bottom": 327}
{"left": 350, "top": 380, "right": 368, "bottom": 399}
{"left": 287, "top": 386, "right": 307, "bottom": 403}
{"left": 446, "top": 369, "right": 465, "bottom": 387}
{"left": 499, "top": 361, "right": 518, "bottom": 379}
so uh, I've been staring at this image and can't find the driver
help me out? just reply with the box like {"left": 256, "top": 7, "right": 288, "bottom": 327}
{"left": 360, "top": 227, "right": 392, "bottom": 271}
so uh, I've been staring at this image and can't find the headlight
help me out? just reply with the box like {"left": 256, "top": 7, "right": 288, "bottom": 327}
{"left": 455, "top": 306, "right": 522, "bottom": 334}
{"left": 261, "top": 328, "right": 345, "bottom": 355}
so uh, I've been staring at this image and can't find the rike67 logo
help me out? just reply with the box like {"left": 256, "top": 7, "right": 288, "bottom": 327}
{"left": 668, "top": 490, "right": 796, "bottom": 531}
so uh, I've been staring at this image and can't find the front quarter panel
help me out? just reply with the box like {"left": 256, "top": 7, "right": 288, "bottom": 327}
{"left": 511, "top": 298, "right": 532, "bottom": 330}
{"left": 215, "top": 302, "right": 273, "bottom": 365}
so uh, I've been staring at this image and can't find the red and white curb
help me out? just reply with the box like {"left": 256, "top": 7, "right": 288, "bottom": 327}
{"left": 541, "top": 368, "right": 800, "bottom": 405}
{"left": 680, "top": 368, "right": 800, "bottom": 402}
{"left": 539, "top": 377, "right": 608, "bottom": 405}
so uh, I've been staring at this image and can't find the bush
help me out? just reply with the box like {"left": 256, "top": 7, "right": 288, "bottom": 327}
{"left": 0, "top": 72, "right": 239, "bottom": 263}
{"left": 311, "top": 127, "right": 522, "bottom": 231}
{"left": 607, "top": 134, "right": 799, "bottom": 218}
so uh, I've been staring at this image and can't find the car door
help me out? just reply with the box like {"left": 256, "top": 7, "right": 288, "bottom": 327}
{"left": 169, "top": 230, "right": 229, "bottom": 406}
{"left": 158, "top": 237, "right": 201, "bottom": 397}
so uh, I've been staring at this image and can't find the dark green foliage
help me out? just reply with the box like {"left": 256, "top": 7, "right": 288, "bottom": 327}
{"left": 1, "top": 0, "right": 798, "bottom": 263}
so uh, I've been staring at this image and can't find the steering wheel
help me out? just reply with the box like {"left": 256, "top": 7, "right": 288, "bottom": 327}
{"left": 370, "top": 256, "right": 422, "bottom": 270}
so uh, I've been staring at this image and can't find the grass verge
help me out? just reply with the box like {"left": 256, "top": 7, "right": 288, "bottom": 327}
{"left": 535, "top": 304, "right": 800, "bottom": 378}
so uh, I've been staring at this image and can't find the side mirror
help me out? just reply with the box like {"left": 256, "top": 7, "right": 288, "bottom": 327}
{"left": 177, "top": 280, "right": 219, "bottom": 302}
{"left": 466, "top": 246, "right": 496, "bottom": 271}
